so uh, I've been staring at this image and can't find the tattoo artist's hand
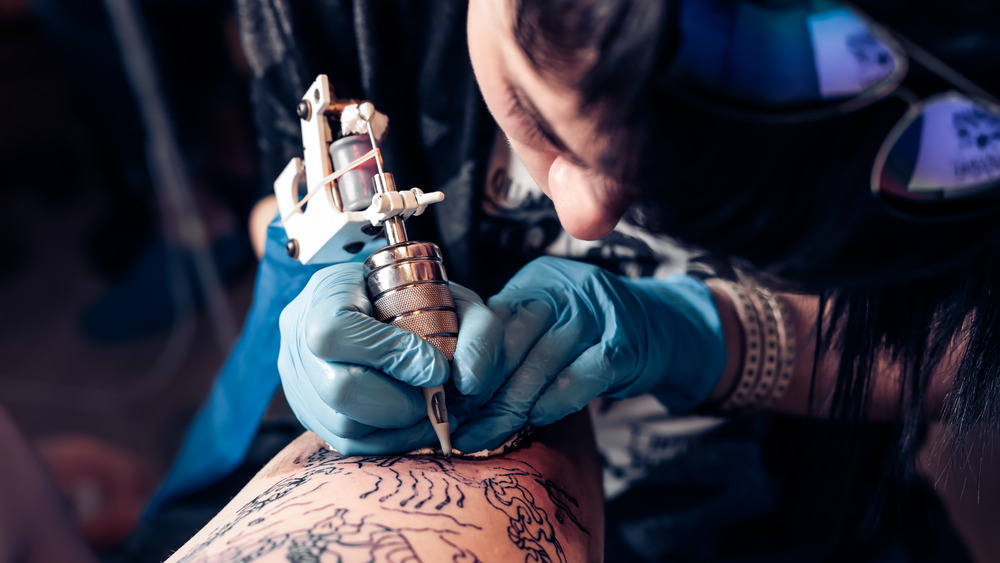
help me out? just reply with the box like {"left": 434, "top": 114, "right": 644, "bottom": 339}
{"left": 451, "top": 256, "right": 727, "bottom": 453}
{"left": 277, "top": 262, "right": 505, "bottom": 455}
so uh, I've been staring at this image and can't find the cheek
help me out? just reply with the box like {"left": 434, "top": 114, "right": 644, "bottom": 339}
{"left": 505, "top": 136, "right": 556, "bottom": 197}
{"left": 466, "top": 31, "right": 554, "bottom": 194}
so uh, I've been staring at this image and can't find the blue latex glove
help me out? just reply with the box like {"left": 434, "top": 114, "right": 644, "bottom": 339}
{"left": 278, "top": 262, "right": 505, "bottom": 455}
{"left": 452, "top": 256, "right": 727, "bottom": 453}
{"left": 145, "top": 214, "right": 382, "bottom": 516}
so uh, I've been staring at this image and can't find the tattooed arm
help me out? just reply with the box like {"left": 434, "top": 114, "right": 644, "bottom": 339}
{"left": 167, "top": 411, "right": 604, "bottom": 563}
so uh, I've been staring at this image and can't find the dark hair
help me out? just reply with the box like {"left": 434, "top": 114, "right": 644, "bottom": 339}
{"left": 513, "top": 0, "right": 1000, "bottom": 509}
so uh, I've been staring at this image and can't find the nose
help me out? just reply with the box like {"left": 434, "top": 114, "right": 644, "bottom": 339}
{"left": 547, "top": 156, "right": 626, "bottom": 241}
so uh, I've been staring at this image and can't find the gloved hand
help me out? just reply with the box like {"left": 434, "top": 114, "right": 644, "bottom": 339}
{"left": 150, "top": 213, "right": 383, "bottom": 512}
{"left": 452, "top": 256, "right": 727, "bottom": 453}
{"left": 278, "top": 262, "right": 506, "bottom": 455}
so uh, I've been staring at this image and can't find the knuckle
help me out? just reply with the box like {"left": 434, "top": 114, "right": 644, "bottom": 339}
{"left": 449, "top": 282, "right": 484, "bottom": 306}
{"left": 303, "top": 315, "right": 332, "bottom": 355}
{"left": 311, "top": 365, "right": 353, "bottom": 407}
{"left": 303, "top": 309, "right": 353, "bottom": 356}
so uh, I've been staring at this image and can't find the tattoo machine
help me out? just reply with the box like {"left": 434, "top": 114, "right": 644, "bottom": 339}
{"left": 274, "top": 75, "right": 455, "bottom": 456}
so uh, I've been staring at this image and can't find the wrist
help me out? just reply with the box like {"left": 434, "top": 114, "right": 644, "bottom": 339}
{"left": 699, "top": 279, "right": 796, "bottom": 415}
{"left": 706, "top": 284, "right": 744, "bottom": 404}
{"left": 628, "top": 274, "right": 728, "bottom": 412}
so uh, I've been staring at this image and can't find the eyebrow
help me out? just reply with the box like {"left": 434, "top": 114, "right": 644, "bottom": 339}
{"left": 507, "top": 83, "right": 590, "bottom": 168}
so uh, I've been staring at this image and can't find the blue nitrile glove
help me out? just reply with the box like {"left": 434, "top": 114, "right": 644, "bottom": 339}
{"left": 278, "top": 262, "right": 505, "bottom": 455}
{"left": 145, "top": 214, "right": 383, "bottom": 516}
{"left": 452, "top": 256, "right": 727, "bottom": 453}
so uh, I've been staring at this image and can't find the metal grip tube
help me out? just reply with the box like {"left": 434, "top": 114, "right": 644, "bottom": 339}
{"left": 363, "top": 241, "right": 458, "bottom": 359}
{"left": 364, "top": 240, "right": 456, "bottom": 455}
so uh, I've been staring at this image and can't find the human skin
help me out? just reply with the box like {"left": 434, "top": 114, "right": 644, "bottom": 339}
{"left": 466, "top": 0, "right": 630, "bottom": 242}
{"left": 248, "top": 195, "right": 278, "bottom": 259}
{"left": 166, "top": 411, "right": 604, "bottom": 563}
{"left": 0, "top": 408, "right": 96, "bottom": 563}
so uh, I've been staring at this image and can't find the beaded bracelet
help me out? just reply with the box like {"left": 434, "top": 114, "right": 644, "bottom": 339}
{"left": 747, "top": 287, "right": 781, "bottom": 408}
{"left": 703, "top": 279, "right": 796, "bottom": 414}
{"left": 706, "top": 279, "right": 763, "bottom": 412}
{"left": 761, "top": 290, "right": 796, "bottom": 409}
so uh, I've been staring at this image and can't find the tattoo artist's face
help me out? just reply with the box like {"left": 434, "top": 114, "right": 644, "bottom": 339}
{"left": 467, "top": 0, "right": 632, "bottom": 240}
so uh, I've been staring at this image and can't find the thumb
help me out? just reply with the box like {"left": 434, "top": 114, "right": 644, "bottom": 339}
{"left": 299, "top": 263, "right": 449, "bottom": 387}
{"left": 450, "top": 283, "right": 505, "bottom": 397}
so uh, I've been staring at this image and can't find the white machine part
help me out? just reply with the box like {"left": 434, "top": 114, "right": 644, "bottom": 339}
{"left": 274, "top": 74, "right": 445, "bottom": 265}
{"left": 274, "top": 74, "right": 455, "bottom": 456}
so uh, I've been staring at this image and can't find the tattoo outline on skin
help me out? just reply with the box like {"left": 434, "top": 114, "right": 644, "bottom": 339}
{"left": 177, "top": 447, "right": 590, "bottom": 562}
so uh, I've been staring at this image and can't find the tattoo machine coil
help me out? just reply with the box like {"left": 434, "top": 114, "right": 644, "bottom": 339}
{"left": 274, "top": 74, "right": 454, "bottom": 456}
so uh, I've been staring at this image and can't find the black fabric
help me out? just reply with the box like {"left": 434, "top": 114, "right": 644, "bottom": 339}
{"left": 236, "top": 0, "right": 496, "bottom": 288}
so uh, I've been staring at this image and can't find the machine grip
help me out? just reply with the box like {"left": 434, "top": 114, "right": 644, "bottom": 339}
{"left": 363, "top": 241, "right": 459, "bottom": 358}
{"left": 364, "top": 241, "right": 456, "bottom": 455}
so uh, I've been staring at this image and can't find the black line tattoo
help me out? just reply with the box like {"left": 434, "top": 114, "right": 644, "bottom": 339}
{"left": 176, "top": 446, "right": 591, "bottom": 563}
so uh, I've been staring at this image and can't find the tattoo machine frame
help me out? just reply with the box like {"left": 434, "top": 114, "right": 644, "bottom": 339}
{"left": 274, "top": 75, "right": 454, "bottom": 456}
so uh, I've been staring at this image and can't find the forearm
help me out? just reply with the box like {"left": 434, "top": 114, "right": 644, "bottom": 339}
{"left": 167, "top": 411, "right": 604, "bottom": 563}
{"left": 248, "top": 195, "right": 277, "bottom": 259}
{"left": 707, "top": 288, "right": 956, "bottom": 419}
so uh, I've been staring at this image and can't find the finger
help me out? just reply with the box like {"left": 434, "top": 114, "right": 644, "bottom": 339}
{"left": 486, "top": 294, "right": 557, "bottom": 371}
{"left": 325, "top": 419, "right": 440, "bottom": 456}
{"left": 306, "top": 363, "right": 428, "bottom": 429}
{"left": 452, "top": 320, "right": 598, "bottom": 452}
{"left": 452, "top": 411, "right": 526, "bottom": 453}
{"left": 280, "top": 318, "right": 428, "bottom": 430}
{"left": 300, "top": 266, "right": 449, "bottom": 388}
{"left": 448, "top": 281, "right": 484, "bottom": 307}
{"left": 283, "top": 361, "right": 433, "bottom": 447}
{"left": 279, "top": 335, "right": 383, "bottom": 439}
{"left": 304, "top": 262, "right": 371, "bottom": 315}
{"left": 280, "top": 299, "right": 428, "bottom": 430}
{"left": 279, "top": 347, "right": 370, "bottom": 446}
{"left": 528, "top": 344, "right": 614, "bottom": 427}
{"left": 500, "top": 256, "right": 566, "bottom": 292}
{"left": 451, "top": 285, "right": 505, "bottom": 397}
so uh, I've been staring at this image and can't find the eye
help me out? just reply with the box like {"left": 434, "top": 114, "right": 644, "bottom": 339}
{"left": 503, "top": 84, "right": 592, "bottom": 170}
{"left": 507, "top": 88, "right": 553, "bottom": 147}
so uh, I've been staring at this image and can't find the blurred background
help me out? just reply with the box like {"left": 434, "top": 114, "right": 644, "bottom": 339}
{"left": 0, "top": 0, "right": 999, "bottom": 561}
{"left": 0, "top": 0, "right": 259, "bottom": 552}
